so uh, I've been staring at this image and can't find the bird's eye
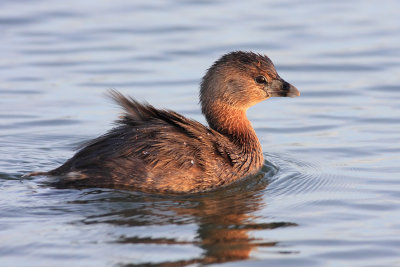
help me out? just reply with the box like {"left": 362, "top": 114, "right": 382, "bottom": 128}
{"left": 255, "top": 75, "right": 267, "bottom": 84}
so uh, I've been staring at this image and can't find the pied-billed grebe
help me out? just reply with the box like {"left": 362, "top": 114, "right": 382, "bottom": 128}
{"left": 29, "top": 51, "right": 299, "bottom": 193}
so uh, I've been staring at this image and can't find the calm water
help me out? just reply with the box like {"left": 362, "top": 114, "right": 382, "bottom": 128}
{"left": 1, "top": 0, "right": 400, "bottom": 266}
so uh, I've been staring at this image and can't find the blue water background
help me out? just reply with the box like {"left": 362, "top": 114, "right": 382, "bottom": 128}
{"left": 1, "top": 1, "right": 400, "bottom": 266}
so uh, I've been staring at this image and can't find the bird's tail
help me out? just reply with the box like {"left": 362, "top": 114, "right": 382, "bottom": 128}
{"left": 23, "top": 171, "right": 49, "bottom": 177}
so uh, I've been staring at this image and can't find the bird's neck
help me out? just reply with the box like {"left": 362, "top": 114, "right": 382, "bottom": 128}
{"left": 204, "top": 102, "right": 262, "bottom": 153}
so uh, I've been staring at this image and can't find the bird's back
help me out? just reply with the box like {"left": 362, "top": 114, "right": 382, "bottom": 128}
{"left": 49, "top": 91, "right": 257, "bottom": 193}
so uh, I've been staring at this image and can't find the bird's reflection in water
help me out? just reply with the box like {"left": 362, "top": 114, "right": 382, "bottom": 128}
{"left": 72, "top": 163, "right": 297, "bottom": 266}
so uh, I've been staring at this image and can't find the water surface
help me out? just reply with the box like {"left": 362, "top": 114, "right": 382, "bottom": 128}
{"left": 1, "top": 0, "right": 400, "bottom": 266}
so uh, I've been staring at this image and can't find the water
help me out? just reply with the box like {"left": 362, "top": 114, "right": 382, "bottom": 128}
{"left": 1, "top": 0, "right": 400, "bottom": 266}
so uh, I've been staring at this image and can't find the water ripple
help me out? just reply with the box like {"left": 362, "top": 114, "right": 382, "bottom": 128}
{"left": 258, "top": 124, "right": 337, "bottom": 133}
{"left": 264, "top": 153, "right": 353, "bottom": 203}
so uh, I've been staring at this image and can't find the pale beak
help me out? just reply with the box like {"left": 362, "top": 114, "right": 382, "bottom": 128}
{"left": 266, "top": 79, "right": 300, "bottom": 97}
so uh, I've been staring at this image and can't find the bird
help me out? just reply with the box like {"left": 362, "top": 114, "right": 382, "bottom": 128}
{"left": 28, "top": 51, "right": 300, "bottom": 194}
